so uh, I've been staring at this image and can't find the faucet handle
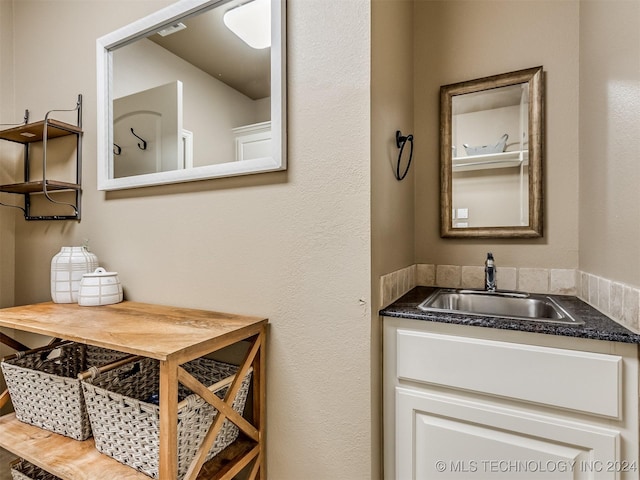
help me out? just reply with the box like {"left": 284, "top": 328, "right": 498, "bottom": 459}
{"left": 485, "top": 252, "right": 497, "bottom": 292}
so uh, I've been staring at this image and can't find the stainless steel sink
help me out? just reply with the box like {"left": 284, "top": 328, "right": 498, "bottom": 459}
{"left": 418, "top": 289, "right": 584, "bottom": 325}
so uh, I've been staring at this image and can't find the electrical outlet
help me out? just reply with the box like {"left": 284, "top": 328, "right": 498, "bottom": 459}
{"left": 457, "top": 208, "right": 469, "bottom": 219}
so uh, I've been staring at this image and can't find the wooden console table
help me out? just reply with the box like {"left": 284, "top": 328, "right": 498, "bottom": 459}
{"left": 0, "top": 301, "right": 267, "bottom": 480}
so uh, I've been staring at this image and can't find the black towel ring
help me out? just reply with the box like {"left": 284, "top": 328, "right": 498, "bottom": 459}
{"left": 395, "top": 130, "right": 414, "bottom": 181}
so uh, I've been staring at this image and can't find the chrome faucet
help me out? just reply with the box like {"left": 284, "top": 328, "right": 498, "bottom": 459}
{"left": 485, "top": 252, "right": 497, "bottom": 292}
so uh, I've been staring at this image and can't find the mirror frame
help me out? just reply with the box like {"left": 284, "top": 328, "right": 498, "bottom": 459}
{"left": 440, "top": 66, "right": 544, "bottom": 238}
{"left": 96, "top": 0, "right": 286, "bottom": 190}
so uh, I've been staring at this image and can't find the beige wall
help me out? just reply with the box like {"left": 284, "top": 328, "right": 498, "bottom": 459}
{"left": 579, "top": 0, "right": 640, "bottom": 288}
{"left": 0, "top": 0, "right": 17, "bottom": 388}
{"left": 0, "top": 0, "right": 15, "bottom": 310}
{"left": 453, "top": 168, "right": 527, "bottom": 228}
{"left": 6, "top": 1, "right": 372, "bottom": 479}
{"left": 371, "top": 0, "right": 414, "bottom": 476}
{"left": 371, "top": 0, "right": 415, "bottom": 280}
{"left": 414, "top": 0, "right": 581, "bottom": 270}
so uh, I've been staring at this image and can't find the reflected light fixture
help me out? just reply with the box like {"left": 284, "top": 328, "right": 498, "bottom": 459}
{"left": 223, "top": 0, "right": 271, "bottom": 49}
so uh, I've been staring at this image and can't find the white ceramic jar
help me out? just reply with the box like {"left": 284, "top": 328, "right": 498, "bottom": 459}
{"left": 51, "top": 246, "right": 99, "bottom": 303}
{"left": 78, "top": 268, "right": 123, "bottom": 307}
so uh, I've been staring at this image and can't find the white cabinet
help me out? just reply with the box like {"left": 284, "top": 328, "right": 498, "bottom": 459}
{"left": 398, "top": 388, "right": 619, "bottom": 480}
{"left": 232, "top": 121, "right": 271, "bottom": 162}
{"left": 383, "top": 318, "right": 640, "bottom": 480}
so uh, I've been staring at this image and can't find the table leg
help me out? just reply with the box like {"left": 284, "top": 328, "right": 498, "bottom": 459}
{"left": 159, "top": 359, "right": 179, "bottom": 480}
{"left": 256, "top": 325, "right": 267, "bottom": 479}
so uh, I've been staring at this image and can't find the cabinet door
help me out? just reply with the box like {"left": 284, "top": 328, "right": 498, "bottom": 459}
{"left": 397, "top": 387, "right": 621, "bottom": 480}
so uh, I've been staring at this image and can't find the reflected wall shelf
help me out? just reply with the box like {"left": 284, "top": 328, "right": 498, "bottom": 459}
{"left": 0, "top": 95, "right": 83, "bottom": 221}
{"left": 452, "top": 150, "right": 528, "bottom": 172}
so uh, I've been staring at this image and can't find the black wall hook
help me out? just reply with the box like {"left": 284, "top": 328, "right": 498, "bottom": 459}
{"left": 394, "top": 130, "right": 414, "bottom": 181}
{"left": 130, "top": 128, "right": 147, "bottom": 150}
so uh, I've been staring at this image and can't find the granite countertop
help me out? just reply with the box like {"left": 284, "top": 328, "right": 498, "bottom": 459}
{"left": 380, "top": 286, "right": 640, "bottom": 344}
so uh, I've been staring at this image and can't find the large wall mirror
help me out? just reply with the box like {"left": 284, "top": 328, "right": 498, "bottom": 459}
{"left": 97, "top": 0, "right": 286, "bottom": 190}
{"left": 440, "top": 66, "right": 544, "bottom": 238}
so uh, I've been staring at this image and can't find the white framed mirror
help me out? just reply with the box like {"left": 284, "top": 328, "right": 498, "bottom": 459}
{"left": 97, "top": 0, "right": 286, "bottom": 190}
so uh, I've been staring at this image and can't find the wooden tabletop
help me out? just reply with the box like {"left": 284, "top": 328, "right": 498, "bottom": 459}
{"left": 0, "top": 301, "right": 267, "bottom": 361}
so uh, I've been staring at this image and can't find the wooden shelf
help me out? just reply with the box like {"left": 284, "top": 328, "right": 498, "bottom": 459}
{"left": 0, "top": 96, "right": 83, "bottom": 220}
{"left": 0, "top": 414, "right": 148, "bottom": 479}
{"left": 0, "top": 180, "right": 81, "bottom": 194}
{"left": 0, "top": 119, "right": 82, "bottom": 144}
{"left": 0, "top": 415, "right": 257, "bottom": 480}
{"left": 453, "top": 150, "right": 528, "bottom": 172}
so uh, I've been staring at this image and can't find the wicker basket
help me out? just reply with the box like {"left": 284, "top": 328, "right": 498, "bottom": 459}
{"left": 10, "top": 459, "right": 61, "bottom": 480}
{"left": 81, "top": 357, "right": 252, "bottom": 480}
{"left": 1, "top": 342, "right": 129, "bottom": 440}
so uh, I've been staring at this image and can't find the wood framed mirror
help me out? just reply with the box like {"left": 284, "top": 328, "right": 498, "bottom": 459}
{"left": 440, "top": 66, "right": 544, "bottom": 238}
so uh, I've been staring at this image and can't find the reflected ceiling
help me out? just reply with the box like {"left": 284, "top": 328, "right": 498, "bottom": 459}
{"left": 149, "top": 0, "right": 271, "bottom": 100}
{"left": 453, "top": 84, "right": 525, "bottom": 115}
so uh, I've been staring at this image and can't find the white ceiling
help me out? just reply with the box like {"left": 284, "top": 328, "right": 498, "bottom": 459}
{"left": 453, "top": 84, "right": 527, "bottom": 115}
{"left": 149, "top": 0, "right": 271, "bottom": 100}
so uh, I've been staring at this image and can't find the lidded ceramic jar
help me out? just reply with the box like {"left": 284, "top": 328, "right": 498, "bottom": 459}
{"left": 50, "top": 246, "right": 99, "bottom": 303}
{"left": 77, "top": 268, "right": 123, "bottom": 307}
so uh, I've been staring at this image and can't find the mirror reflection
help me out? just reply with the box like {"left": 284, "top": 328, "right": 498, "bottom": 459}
{"left": 113, "top": 81, "right": 185, "bottom": 177}
{"left": 452, "top": 83, "right": 529, "bottom": 228}
{"left": 97, "top": 0, "right": 286, "bottom": 190}
{"left": 440, "top": 67, "right": 544, "bottom": 238}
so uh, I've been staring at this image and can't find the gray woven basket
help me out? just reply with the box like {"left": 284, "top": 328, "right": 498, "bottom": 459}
{"left": 81, "top": 357, "right": 252, "bottom": 480}
{"left": 1, "top": 343, "right": 129, "bottom": 440}
{"left": 10, "top": 459, "right": 61, "bottom": 480}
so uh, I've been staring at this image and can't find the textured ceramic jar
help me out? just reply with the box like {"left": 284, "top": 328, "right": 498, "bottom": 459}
{"left": 78, "top": 268, "right": 123, "bottom": 306}
{"left": 50, "top": 246, "right": 99, "bottom": 303}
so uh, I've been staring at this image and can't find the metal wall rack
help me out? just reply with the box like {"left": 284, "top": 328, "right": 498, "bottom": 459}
{"left": 0, "top": 95, "right": 82, "bottom": 221}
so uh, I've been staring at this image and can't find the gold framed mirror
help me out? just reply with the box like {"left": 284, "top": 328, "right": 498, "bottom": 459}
{"left": 440, "top": 66, "right": 544, "bottom": 238}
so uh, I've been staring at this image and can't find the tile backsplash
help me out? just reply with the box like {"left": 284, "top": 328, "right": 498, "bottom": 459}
{"left": 579, "top": 271, "right": 640, "bottom": 333}
{"left": 380, "top": 264, "right": 640, "bottom": 332}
